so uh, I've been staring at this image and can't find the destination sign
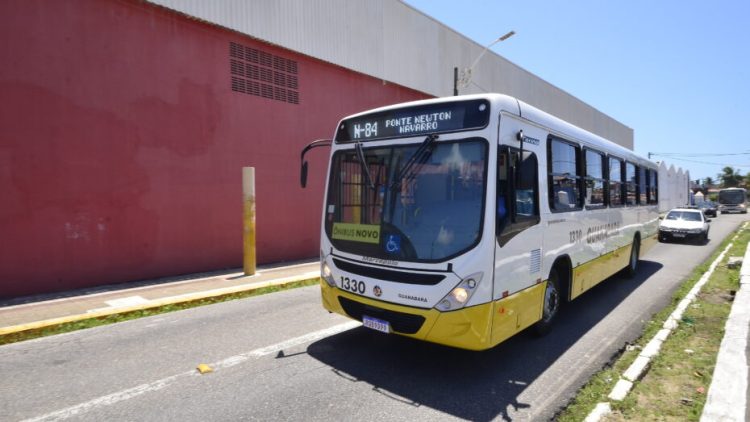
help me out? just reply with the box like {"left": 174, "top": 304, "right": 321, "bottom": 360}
{"left": 335, "top": 99, "right": 490, "bottom": 143}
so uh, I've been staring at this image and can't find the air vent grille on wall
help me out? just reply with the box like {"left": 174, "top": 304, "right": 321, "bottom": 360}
{"left": 230, "top": 42, "right": 299, "bottom": 105}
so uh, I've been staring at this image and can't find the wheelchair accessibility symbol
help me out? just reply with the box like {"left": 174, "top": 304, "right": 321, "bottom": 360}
{"left": 385, "top": 234, "right": 401, "bottom": 254}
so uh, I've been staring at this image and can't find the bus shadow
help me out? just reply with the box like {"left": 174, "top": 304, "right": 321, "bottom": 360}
{"left": 306, "top": 260, "right": 662, "bottom": 421}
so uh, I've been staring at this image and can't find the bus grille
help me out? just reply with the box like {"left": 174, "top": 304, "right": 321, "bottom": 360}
{"left": 333, "top": 258, "right": 446, "bottom": 285}
{"left": 338, "top": 296, "right": 426, "bottom": 334}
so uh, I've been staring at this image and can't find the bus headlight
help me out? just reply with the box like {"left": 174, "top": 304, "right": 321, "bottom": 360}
{"left": 321, "top": 259, "right": 336, "bottom": 287}
{"left": 436, "top": 272, "right": 483, "bottom": 311}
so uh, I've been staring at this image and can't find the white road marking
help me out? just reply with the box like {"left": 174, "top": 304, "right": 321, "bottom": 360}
{"left": 22, "top": 373, "right": 191, "bottom": 422}
{"left": 214, "top": 320, "right": 361, "bottom": 370}
{"left": 21, "top": 321, "right": 361, "bottom": 422}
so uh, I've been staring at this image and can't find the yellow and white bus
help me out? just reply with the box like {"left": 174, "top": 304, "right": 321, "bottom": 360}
{"left": 301, "top": 94, "right": 660, "bottom": 350}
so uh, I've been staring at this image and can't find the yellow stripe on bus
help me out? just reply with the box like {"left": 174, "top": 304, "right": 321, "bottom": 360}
{"left": 491, "top": 282, "right": 546, "bottom": 345}
{"left": 570, "top": 243, "right": 634, "bottom": 300}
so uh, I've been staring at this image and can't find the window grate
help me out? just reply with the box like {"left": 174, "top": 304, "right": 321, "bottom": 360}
{"left": 229, "top": 41, "right": 299, "bottom": 105}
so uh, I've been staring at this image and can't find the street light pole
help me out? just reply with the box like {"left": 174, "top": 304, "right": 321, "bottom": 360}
{"left": 453, "top": 67, "right": 459, "bottom": 96}
{"left": 455, "top": 30, "right": 515, "bottom": 96}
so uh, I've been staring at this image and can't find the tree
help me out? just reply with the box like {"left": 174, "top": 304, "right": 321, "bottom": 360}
{"left": 718, "top": 166, "right": 743, "bottom": 187}
{"left": 703, "top": 176, "right": 714, "bottom": 187}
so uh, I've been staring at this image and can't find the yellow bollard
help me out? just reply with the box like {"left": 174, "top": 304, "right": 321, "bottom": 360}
{"left": 243, "top": 167, "right": 256, "bottom": 276}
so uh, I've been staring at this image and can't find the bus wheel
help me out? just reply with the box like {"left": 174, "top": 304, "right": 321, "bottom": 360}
{"left": 624, "top": 237, "right": 640, "bottom": 278}
{"left": 534, "top": 268, "right": 561, "bottom": 336}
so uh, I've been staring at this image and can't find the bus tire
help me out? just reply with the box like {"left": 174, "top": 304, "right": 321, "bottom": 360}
{"left": 534, "top": 266, "right": 561, "bottom": 336}
{"left": 623, "top": 236, "right": 640, "bottom": 278}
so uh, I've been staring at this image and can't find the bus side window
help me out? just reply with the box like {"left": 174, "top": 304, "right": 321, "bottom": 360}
{"left": 548, "top": 137, "right": 582, "bottom": 211}
{"left": 497, "top": 150, "right": 509, "bottom": 235}
{"left": 638, "top": 166, "right": 647, "bottom": 204}
{"left": 584, "top": 149, "right": 606, "bottom": 208}
{"left": 514, "top": 151, "right": 539, "bottom": 220}
{"left": 609, "top": 157, "right": 624, "bottom": 206}
{"left": 498, "top": 147, "right": 539, "bottom": 246}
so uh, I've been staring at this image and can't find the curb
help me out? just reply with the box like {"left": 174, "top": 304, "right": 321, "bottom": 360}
{"left": 0, "top": 272, "right": 321, "bottom": 339}
{"left": 701, "top": 237, "right": 750, "bottom": 421}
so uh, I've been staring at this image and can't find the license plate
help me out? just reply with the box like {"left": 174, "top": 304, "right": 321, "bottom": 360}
{"left": 362, "top": 315, "right": 390, "bottom": 333}
{"left": 674, "top": 233, "right": 686, "bottom": 238}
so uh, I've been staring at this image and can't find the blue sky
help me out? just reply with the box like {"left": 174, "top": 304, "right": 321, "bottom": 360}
{"left": 404, "top": 0, "right": 750, "bottom": 183}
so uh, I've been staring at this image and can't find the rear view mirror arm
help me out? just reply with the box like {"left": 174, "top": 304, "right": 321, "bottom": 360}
{"left": 300, "top": 139, "right": 332, "bottom": 188}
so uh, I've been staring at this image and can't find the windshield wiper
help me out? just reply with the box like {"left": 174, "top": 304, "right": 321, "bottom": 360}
{"left": 355, "top": 141, "right": 376, "bottom": 190}
{"left": 390, "top": 134, "right": 438, "bottom": 188}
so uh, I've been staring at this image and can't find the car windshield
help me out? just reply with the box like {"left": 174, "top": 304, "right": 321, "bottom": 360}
{"left": 665, "top": 210, "right": 703, "bottom": 222}
{"left": 324, "top": 138, "right": 487, "bottom": 262}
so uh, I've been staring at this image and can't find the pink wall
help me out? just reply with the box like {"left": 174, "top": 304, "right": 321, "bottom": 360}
{"left": 0, "top": 0, "right": 428, "bottom": 298}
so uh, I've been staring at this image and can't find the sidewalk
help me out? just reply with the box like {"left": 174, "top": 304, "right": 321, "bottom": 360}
{"left": 0, "top": 259, "right": 320, "bottom": 337}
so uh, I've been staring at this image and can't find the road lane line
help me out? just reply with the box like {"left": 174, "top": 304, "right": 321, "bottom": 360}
{"left": 213, "top": 320, "right": 361, "bottom": 369}
{"left": 21, "top": 373, "right": 193, "bottom": 422}
{"left": 21, "top": 321, "right": 360, "bottom": 421}
{"left": 248, "top": 321, "right": 360, "bottom": 357}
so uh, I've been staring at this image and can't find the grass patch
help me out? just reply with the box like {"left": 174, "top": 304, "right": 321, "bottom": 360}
{"left": 558, "top": 225, "right": 748, "bottom": 421}
{"left": 0, "top": 278, "right": 321, "bottom": 346}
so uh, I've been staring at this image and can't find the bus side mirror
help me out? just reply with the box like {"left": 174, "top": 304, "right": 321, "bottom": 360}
{"left": 299, "top": 139, "right": 332, "bottom": 189}
{"left": 300, "top": 161, "right": 308, "bottom": 188}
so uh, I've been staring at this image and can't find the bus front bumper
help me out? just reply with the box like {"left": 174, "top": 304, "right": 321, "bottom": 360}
{"left": 320, "top": 280, "right": 495, "bottom": 350}
{"left": 320, "top": 280, "right": 546, "bottom": 351}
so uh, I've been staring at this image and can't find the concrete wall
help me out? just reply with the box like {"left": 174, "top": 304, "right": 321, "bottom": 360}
{"left": 658, "top": 162, "right": 690, "bottom": 213}
{"left": 0, "top": 0, "right": 647, "bottom": 298}
{"left": 0, "top": 0, "right": 428, "bottom": 298}
{"left": 148, "top": 0, "right": 634, "bottom": 149}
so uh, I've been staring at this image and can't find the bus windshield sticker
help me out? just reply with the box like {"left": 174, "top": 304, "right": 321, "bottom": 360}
{"left": 332, "top": 223, "right": 381, "bottom": 244}
{"left": 385, "top": 234, "right": 401, "bottom": 254}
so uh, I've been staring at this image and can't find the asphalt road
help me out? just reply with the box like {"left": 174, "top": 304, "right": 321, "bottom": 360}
{"left": 1, "top": 213, "right": 748, "bottom": 421}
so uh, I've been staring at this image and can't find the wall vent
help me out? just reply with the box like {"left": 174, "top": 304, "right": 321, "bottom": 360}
{"left": 230, "top": 42, "right": 299, "bottom": 105}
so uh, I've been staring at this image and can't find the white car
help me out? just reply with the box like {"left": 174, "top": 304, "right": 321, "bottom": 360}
{"left": 658, "top": 208, "right": 710, "bottom": 243}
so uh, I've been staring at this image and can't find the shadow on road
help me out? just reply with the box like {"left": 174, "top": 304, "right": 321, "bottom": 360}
{"left": 307, "top": 260, "right": 662, "bottom": 421}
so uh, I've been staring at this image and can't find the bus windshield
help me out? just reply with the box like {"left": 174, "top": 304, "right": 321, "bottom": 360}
{"left": 324, "top": 138, "right": 487, "bottom": 262}
{"left": 718, "top": 189, "right": 746, "bottom": 205}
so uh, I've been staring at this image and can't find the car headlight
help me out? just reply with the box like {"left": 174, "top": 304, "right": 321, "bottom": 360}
{"left": 687, "top": 228, "right": 703, "bottom": 234}
{"left": 436, "top": 272, "right": 482, "bottom": 311}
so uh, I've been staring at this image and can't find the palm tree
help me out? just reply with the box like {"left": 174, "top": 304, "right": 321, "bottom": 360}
{"left": 718, "top": 166, "right": 743, "bottom": 187}
{"left": 703, "top": 176, "right": 714, "bottom": 187}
